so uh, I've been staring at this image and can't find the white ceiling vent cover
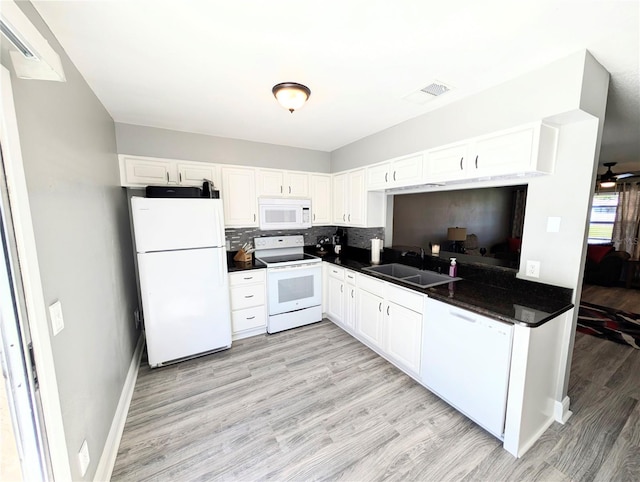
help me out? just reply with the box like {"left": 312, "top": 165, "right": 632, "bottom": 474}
{"left": 403, "top": 80, "right": 453, "bottom": 105}
{"left": 421, "top": 82, "right": 451, "bottom": 96}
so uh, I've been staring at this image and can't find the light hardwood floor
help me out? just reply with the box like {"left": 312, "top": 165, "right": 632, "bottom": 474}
{"left": 581, "top": 283, "right": 640, "bottom": 314}
{"left": 112, "top": 321, "right": 640, "bottom": 481}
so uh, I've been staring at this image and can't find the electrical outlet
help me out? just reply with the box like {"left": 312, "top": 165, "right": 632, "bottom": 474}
{"left": 78, "top": 439, "right": 90, "bottom": 476}
{"left": 49, "top": 300, "right": 64, "bottom": 336}
{"left": 526, "top": 260, "right": 541, "bottom": 278}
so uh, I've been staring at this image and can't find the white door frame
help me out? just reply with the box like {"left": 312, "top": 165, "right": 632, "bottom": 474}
{"left": 0, "top": 66, "right": 71, "bottom": 480}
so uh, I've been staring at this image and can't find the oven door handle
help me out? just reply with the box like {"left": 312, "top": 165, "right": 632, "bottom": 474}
{"left": 268, "top": 263, "right": 321, "bottom": 272}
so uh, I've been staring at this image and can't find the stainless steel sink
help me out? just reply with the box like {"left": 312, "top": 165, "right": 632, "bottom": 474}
{"left": 363, "top": 263, "right": 461, "bottom": 288}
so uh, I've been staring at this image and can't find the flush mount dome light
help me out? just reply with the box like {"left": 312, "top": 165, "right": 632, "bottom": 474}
{"left": 272, "top": 82, "right": 311, "bottom": 113}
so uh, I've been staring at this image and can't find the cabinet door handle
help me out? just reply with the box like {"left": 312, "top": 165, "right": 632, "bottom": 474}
{"left": 386, "top": 305, "right": 390, "bottom": 316}
{"left": 280, "top": 185, "right": 283, "bottom": 193}
{"left": 340, "top": 284, "right": 343, "bottom": 293}
{"left": 351, "top": 289, "right": 354, "bottom": 298}
{"left": 393, "top": 170, "right": 396, "bottom": 181}
{"left": 289, "top": 186, "right": 292, "bottom": 194}
{"left": 313, "top": 213, "right": 316, "bottom": 221}
{"left": 475, "top": 155, "right": 478, "bottom": 169}
{"left": 385, "top": 172, "right": 388, "bottom": 182}
{"left": 378, "top": 302, "right": 382, "bottom": 312}
{"left": 348, "top": 214, "right": 351, "bottom": 222}
{"left": 246, "top": 316, "right": 256, "bottom": 320}
{"left": 243, "top": 276, "right": 254, "bottom": 280}
{"left": 343, "top": 214, "right": 346, "bottom": 221}
{"left": 244, "top": 295, "right": 254, "bottom": 298}
{"left": 166, "top": 172, "right": 170, "bottom": 182}
{"left": 451, "top": 311, "right": 476, "bottom": 323}
{"left": 253, "top": 213, "right": 256, "bottom": 222}
{"left": 460, "top": 157, "right": 464, "bottom": 170}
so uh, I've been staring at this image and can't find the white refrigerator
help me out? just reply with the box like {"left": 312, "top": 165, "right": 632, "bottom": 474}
{"left": 130, "top": 196, "right": 231, "bottom": 367}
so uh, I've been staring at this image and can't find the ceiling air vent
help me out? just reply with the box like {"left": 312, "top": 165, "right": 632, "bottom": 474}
{"left": 421, "top": 82, "right": 450, "bottom": 97}
{"left": 403, "top": 80, "right": 453, "bottom": 105}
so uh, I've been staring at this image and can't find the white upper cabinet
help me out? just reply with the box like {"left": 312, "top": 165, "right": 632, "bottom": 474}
{"left": 367, "top": 153, "right": 425, "bottom": 190}
{"left": 286, "top": 171, "right": 310, "bottom": 197}
{"left": 177, "top": 161, "right": 219, "bottom": 188}
{"left": 310, "top": 174, "right": 332, "bottom": 225}
{"left": 120, "top": 155, "right": 176, "bottom": 186}
{"left": 120, "top": 155, "right": 218, "bottom": 188}
{"left": 256, "top": 169, "right": 310, "bottom": 197}
{"left": 425, "top": 122, "right": 558, "bottom": 183}
{"left": 221, "top": 166, "right": 258, "bottom": 227}
{"left": 333, "top": 168, "right": 385, "bottom": 227}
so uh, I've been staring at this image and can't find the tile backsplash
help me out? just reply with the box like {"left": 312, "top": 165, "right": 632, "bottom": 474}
{"left": 225, "top": 226, "right": 385, "bottom": 250}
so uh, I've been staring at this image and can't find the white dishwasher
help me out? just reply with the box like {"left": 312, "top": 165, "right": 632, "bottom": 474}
{"left": 421, "top": 298, "right": 513, "bottom": 438}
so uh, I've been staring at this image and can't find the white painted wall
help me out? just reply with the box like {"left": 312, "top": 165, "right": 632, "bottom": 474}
{"left": 115, "top": 123, "right": 331, "bottom": 173}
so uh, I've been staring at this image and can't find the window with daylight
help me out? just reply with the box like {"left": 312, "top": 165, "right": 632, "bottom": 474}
{"left": 588, "top": 192, "right": 619, "bottom": 244}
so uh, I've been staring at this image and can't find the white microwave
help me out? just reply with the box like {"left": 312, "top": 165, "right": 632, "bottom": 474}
{"left": 258, "top": 197, "right": 312, "bottom": 230}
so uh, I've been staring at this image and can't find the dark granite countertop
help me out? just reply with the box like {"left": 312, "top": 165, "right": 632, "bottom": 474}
{"left": 226, "top": 252, "right": 266, "bottom": 272}
{"left": 315, "top": 246, "right": 574, "bottom": 328}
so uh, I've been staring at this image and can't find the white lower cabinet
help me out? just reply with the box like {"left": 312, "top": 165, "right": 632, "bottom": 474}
{"left": 421, "top": 297, "right": 513, "bottom": 438}
{"left": 384, "top": 300, "right": 423, "bottom": 376}
{"left": 229, "top": 270, "right": 266, "bottom": 340}
{"left": 326, "top": 265, "right": 345, "bottom": 325}
{"left": 356, "top": 288, "right": 384, "bottom": 348}
{"left": 344, "top": 269, "right": 357, "bottom": 330}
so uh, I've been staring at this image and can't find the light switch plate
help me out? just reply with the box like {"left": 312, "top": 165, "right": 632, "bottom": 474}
{"left": 49, "top": 300, "right": 64, "bottom": 336}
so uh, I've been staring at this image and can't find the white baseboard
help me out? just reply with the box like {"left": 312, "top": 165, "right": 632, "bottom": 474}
{"left": 93, "top": 334, "right": 144, "bottom": 482}
{"left": 554, "top": 396, "right": 572, "bottom": 424}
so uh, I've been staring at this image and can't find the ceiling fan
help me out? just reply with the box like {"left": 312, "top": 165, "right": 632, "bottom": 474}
{"left": 598, "top": 162, "right": 640, "bottom": 188}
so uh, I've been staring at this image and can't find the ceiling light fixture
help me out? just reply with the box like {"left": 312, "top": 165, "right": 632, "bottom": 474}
{"left": 272, "top": 82, "right": 311, "bottom": 113}
{"left": 599, "top": 162, "right": 617, "bottom": 188}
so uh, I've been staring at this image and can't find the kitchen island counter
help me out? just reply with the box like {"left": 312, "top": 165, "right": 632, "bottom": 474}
{"left": 319, "top": 249, "right": 573, "bottom": 328}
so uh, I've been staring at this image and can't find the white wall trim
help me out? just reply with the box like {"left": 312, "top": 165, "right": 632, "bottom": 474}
{"left": 554, "top": 396, "right": 572, "bottom": 424}
{"left": 0, "top": 66, "right": 72, "bottom": 481}
{"left": 94, "top": 334, "right": 144, "bottom": 482}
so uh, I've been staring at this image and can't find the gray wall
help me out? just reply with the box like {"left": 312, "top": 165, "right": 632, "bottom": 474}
{"left": 392, "top": 187, "right": 518, "bottom": 249}
{"left": 7, "top": 2, "right": 139, "bottom": 480}
{"left": 115, "top": 123, "right": 331, "bottom": 172}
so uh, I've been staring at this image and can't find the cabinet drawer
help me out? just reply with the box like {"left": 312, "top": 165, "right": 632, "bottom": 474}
{"left": 230, "top": 284, "right": 265, "bottom": 310}
{"left": 229, "top": 270, "right": 266, "bottom": 287}
{"left": 327, "top": 265, "right": 344, "bottom": 280}
{"left": 385, "top": 283, "right": 424, "bottom": 313}
{"left": 345, "top": 269, "right": 357, "bottom": 285}
{"left": 232, "top": 306, "right": 266, "bottom": 332}
{"left": 357, "top": 273, "right": 385, "bottom": 297}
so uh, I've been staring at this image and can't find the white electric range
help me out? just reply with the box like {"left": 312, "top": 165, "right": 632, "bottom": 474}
{"left": 254, "top": 235, "right": 322, "bottom": 333}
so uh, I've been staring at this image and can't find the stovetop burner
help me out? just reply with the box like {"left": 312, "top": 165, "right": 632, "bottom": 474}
{"left": 257, "top": 253, "right": 318, "bottom": 265}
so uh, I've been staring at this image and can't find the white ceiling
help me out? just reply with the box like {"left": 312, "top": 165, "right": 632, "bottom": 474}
{"left": 31, "top": 0, "right": 640, "bottom": 170}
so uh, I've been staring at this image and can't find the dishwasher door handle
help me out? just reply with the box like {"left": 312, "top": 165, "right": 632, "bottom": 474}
{"left": 450, "top": 311, "right": 476, "bottom": 323}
